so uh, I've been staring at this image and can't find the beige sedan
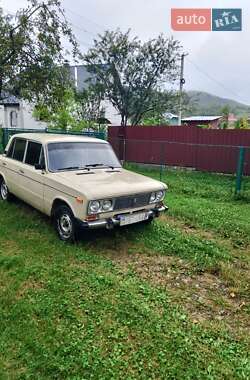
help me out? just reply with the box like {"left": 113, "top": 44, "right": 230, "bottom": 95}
{"left": 0, "top": 133, "right": 167, "bottom": 242}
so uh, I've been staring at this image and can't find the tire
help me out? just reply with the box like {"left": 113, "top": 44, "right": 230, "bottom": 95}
{"left": 54, "top": 205, "right": 78, "bottom": 243}
{"left": 0, "top": 177, "right": 11, "bottom": 201}
{"left": 143, "top": 217, "right": 154, "bottom": 225}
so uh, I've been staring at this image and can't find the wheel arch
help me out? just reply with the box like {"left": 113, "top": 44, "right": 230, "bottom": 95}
{"left": 51, "top": 197, "right": 75, "bottom": 218}
{"left": 0, "top": 171, "right": 7, "bottom": 183}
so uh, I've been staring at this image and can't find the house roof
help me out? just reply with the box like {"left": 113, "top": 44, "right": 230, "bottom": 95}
{"left": 182, "top": 116, "right": 222, "bottom": 122}
{"left": 0, "top": 94, "right": 19, "bottom": 106}
{"left": 228, "top": 113, "right": 238, "bottom": 122}
{"left": 164, "top": 112, "right": 178, "bottom": 119}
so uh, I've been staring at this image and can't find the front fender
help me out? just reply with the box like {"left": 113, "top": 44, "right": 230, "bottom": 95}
{"left": 49, "top": 194, "right": 86, "bottom": 220}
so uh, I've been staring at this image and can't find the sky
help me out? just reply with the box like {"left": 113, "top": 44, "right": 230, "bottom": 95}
{"left": 2, "top": 0, "right": 250, "bottom": 105}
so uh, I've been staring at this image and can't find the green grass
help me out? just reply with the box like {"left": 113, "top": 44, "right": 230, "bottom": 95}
{"left": 0, "top": 167, "right": 250, "bottom": 379}
{"left": 127, "top": 164, "right": 250, "bottom": 247}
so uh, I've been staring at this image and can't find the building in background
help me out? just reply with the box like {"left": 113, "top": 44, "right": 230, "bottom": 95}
{"left": 69, "top": 65, "right": 121, "bottom": 125}
{"left": 164, "top": 113, "right": 179, "bottom": 125}
{"left": 227, "top": 113, "right": 238, "bottom": 128}
{"left": 0, "top": 94, "right": 46, "bottom": 130}
{"left": 181, "top": 115, "right": 223, "bottom": 129}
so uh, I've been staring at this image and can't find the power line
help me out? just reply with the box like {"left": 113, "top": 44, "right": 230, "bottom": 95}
{"left": 186, "top": 57, "right": 249, "bottom": 105}
{"left": 64, "top": 7, "right": 106, "bottom": 33}
{"left": 2, "top": 6, "right": 94, "bottom": 51}
{"left": 68, "top": 20, "right": 98, "bottom": 38}
{"left": 75, "top": 37, "right": 93, "bottom": 49}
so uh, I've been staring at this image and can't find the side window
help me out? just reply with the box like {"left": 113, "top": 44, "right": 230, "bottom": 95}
{"left": 25, "top": 141, "right": 42, "bottom": 166}
{"left": 6, "top": 139, "right": 16, "bottom": 158}
{"left": 12, "top": 139, "right": 26, "bottom": 162}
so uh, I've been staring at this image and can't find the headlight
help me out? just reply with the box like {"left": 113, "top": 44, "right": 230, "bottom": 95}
{"left": 149, "top": 190, "right": 165, "bottom": 204}
{"left": 150, "top": 192, "right": 156, "bottom": 203}
{"left": 89, "top": 200, "right": 101, "bottom": 213}
{"left": 156, "top": 190, "right": 164, "bottom": 201}
{"left": 88, "top": 199, "right": 114, "bottom": 214}
{"left": 102, "top": 200, "right": 113, "bottom": 211}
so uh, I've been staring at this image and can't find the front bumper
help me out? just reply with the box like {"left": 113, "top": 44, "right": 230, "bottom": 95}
{"left": 77, "top": 205, "right": 168, "bottom": 230}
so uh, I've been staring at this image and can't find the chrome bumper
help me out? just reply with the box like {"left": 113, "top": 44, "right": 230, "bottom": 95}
{"left": 78, "top": 205, "right": 168, "bottom": 230}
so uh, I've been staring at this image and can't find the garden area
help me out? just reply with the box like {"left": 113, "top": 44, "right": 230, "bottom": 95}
{"left": 0, "top": 166, "right": 249, "bottom": 379}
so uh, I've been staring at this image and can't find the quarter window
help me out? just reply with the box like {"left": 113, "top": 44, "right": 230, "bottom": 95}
{"left": 25, "top": 141, "right": 42, "bottom": 166}
{"left": 12, "top": 139, "right": 26, "bottom": 162}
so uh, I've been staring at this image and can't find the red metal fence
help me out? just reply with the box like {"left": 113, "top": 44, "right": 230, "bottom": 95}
{"left": 108, "top": 126, "right": 250, "bottom": 175}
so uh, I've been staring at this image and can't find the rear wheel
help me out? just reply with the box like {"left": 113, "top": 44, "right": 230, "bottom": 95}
{"left": 0, "top": 178, "right": 11, "bottom": 201}
{"left": 54, "top": 205, "right": 78, "bottom": 243}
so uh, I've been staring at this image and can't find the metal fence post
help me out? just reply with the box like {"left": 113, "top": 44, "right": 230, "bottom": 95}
{"left": 235, "top": 147, "right": 245, "bottom": 194}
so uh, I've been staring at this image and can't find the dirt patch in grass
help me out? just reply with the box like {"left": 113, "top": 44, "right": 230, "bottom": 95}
{"left": 16, "top": 280, "right": 44, "bottom": 299}
{"left": 106, "top": 249, "right": 249, "bottom": 339}
{"left": 0, "top": 240, "right": 20, "bottom": 255}
{"left": 161, "top": 214, "right": 230, "bottom": 246}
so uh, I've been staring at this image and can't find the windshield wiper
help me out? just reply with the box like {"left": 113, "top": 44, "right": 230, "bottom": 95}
{"left": 85, "top": 163, "right": 114, "bottom": 169}
{"left": 57, "top": 166, "right": 90, "bottom": 171}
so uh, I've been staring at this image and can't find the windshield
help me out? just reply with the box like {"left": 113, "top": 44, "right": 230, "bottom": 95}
{"left": 47, "top": 142, "right": 121, "bottom": 172}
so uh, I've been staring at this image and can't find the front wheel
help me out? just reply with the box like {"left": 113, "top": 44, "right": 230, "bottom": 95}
{"left": 54, "top": 205, "right": 78, "bottom": 243}
{"left": 0, "top": 178, "right": 11, "bottom": 201}
{"left": 143, "top": 218, "right": 154, "bottom": 225}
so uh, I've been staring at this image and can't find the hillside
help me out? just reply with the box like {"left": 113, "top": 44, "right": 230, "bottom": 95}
{"left": 187, "top": 91, "right": 250, "bottom": 117}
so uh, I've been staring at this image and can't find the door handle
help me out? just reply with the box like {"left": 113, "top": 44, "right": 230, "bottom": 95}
{"left": 19, "top": 169, "right": 24, "bottom": 174}
{"left": 2, "top": 162, "right": 7, "bottom": 166}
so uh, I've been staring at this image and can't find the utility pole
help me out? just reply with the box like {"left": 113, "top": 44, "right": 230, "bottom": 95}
{"left": 178, "top": 53, "right": 188, "bottom": 126}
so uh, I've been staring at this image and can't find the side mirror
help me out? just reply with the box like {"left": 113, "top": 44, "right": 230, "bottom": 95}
{"left": 35, "top": 163, "right": 45, "bottom": 170}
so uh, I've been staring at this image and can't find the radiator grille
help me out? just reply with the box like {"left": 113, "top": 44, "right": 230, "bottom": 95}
{"left": 114, "top": 193, "right": 150, "bottom": 211}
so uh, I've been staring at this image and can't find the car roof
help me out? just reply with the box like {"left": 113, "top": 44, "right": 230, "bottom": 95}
{"left": 11, "top": 133, "right": 108, "bottom": 145}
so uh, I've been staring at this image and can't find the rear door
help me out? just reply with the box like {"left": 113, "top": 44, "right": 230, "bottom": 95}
{"left": 21, "top": 140, "right": 45, "bottom": 212}
{"left": 3, "top": 138, "right": 27, "bottom": 197}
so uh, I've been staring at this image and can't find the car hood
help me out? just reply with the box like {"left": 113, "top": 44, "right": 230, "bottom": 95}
{"left": 51, "top": 168, "right": 167, "bottom": 200}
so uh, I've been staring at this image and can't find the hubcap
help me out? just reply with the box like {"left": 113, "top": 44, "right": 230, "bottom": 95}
{"left": 58, "top": 213, "right": 73, "bottom": 239}
{"left": 0, "top": 181, "right": 8, "bottom": 200}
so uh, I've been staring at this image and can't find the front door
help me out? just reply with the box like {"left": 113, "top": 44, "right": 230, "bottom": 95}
{"left": 20, "top": 140, "right": 45, "bottom": 212}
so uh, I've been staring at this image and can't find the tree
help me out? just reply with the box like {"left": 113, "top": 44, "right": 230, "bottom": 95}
{"left": 218, "top": 105, "right": 230, "bottom": 129}
{"left": 220, "top": 105, "right": 230, "bottom": 129}
{"left": 33, "top": 86, "right": 107, "bottom": 131}
{"left": 221, "top": 105, "right": 230, "bottom": 119}
{"left": 75, "top": 85, "right": 106, "bottom": 130}
{"left": 235, "top": 117, "right": 250, "bottom": 129}
{"left": 141, "top": 90, "right": 178, "bottom": 125}
{"left": 0, "top": 0, "right": 79, "bottom": 110}
{"left": 33, "top": 88, "right": 79, "bottom": 130}
{"left": 84, "top": 29, "right": 182, "bottom": 126}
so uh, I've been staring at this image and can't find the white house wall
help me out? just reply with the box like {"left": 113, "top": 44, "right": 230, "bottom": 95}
{"left": 0, "top": 102, "right": 47, "bottom": 130}
{"left": 20, "top": 102, "right": 47, "bottom": 130}
{"left": 102, "top": 100, "right": 121, "bottom": 125}
{"left": 71, "top": 65, "right": 122, "bottom": 125}
{"left": 0, "top": 105, "right": 4, "bottom": 128}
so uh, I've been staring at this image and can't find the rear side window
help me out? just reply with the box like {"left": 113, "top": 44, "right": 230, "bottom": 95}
{"left": 25, "top": 141, "right": 42, "bottom": 166}
{"left": 12, "top": 139, "right": 26, "bottom": 162}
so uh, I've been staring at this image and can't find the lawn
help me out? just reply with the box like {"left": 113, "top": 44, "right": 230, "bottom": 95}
{"left": 0, "top": 166, "right": 249, "bottom": 379}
